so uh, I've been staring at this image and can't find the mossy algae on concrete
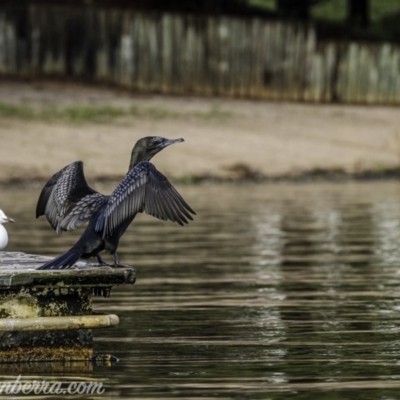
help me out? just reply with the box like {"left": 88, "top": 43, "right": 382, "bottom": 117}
{"left": 0, "top": 252, "right": 135, "bottom": 362}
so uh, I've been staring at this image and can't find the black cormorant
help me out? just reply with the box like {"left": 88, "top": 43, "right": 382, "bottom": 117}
{"left": 36, "top": 136, "right": 195, "bottom": 270}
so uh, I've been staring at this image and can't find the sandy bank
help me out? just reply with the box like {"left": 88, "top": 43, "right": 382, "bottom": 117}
{"left": 0, "top": 81, "right": 399, "bottom": 183}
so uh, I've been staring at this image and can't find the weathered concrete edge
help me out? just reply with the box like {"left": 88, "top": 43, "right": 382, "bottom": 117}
{"left": 0, "top": 267, "right": 136, "bottom": 288}
{"left": 0, "top": 252, "right": 136, "bottom": 287}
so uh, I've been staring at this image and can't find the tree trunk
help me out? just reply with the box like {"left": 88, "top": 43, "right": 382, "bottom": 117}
{"left": 347, "top": 0, "right": 370, "bottom": 28}
{"left": 276, "top": 0, "right": 310, "bottom": 20}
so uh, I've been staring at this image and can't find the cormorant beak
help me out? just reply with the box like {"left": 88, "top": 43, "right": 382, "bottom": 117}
{"left": 159, "top": 138, "right": 184, "bottom": 150}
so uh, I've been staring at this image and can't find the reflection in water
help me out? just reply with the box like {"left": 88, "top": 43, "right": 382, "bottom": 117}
{"left": 373, "top": 202, "right": 400, "bottom": 264}
{"left": 2, "top": 182, "right": 400, "bottom": 398}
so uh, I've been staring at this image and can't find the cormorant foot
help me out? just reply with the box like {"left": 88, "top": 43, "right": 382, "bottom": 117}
{"left": 112, "top": 253, "right": 132, "bottom": 268}
{"left": 111, "top": 263, "right": 133, "bottom": 268}
{"left": 96, "top": 254, "right": 112, "bottom": 266}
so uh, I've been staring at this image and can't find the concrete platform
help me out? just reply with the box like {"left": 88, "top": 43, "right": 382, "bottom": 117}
{"left": 0, "top": 252, "right": 135, "bottom": 362}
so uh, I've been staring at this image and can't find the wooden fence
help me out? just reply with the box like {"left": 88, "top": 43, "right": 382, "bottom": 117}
{"left": 1, "top": 6, "right": 400, "bottom": 104}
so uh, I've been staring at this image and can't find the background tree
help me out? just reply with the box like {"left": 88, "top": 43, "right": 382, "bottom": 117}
{"left": 347, "top": 0, "right": 370, "bottom": 28}
{"left": 275, "top": 0, "right": 328, "bottom": 20}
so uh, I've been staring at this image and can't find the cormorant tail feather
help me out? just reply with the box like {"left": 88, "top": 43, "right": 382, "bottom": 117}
{"left": 37, "top": 248, "right": 82, "bottom": 270}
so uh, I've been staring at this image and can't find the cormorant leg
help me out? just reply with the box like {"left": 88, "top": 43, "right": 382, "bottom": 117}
{"left": 112, "top": 252, "right": 132, "bottom": 268}
{"left": 96, "top": 254, "right": 112, "bottom": 266}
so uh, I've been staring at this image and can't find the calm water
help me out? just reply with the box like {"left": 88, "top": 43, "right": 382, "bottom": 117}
{"left": 3, "top": 181, "right": 400, "bottom": 399}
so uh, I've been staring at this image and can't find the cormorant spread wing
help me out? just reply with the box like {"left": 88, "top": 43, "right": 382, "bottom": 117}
{"left": 60, "top": 192, "right": 109, "bottom": 232}
{"left": 36, "top": 161, "right": 100, "bottom": 234}
{"left": 95, "top": 161, "right": 195, "bottom": 238}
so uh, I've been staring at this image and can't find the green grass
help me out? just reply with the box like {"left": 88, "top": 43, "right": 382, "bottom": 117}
{"left": 0, "top": 103, "right": 35, "bottom": 119}
{"left": 312, "top": 0, "right": 400, "bottom": 23}
{"left": 63, "top": 106, "right": 126, "bottom": 122}
{"left": 193, "top": 105, "right": 232, "bottom": 120}
{"left": 0, "top": 102, "right": 232, "bottom": 123}
{"left": 248, "top": 0, "right": 400, "bottom": 42}
{"left": 249, "top": 0, "right": 275, "bottom": 10}
{"left": 249, "top": 0, "right": 400, "bottom": 23}
{"left": 312, "top": 0, "right": 347, "bottom": 22}
{"left": 131, "top": 106, "right": 179, "bottom": 120}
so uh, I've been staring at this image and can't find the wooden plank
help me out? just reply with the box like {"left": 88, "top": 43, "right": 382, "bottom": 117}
{"left": 366, "top": 46, "right": 378, "bottom": 104}
{"left": 238, "top": 17, "right": 250, "bottom": 97}
{"left": 42, "top": 7, "right": 51, "bottom": 74}
{"left": 109, "top": 10, "right": 122, "bottom": 85}
{"left": 139, "top": 13, "right": 151, "bottom": 91}
{"left": 336, "top": 44, "right": 348, "bottom": 103}
{"left": 191, "top": 16, "right": 206, "bottom": 95}
{"left": 249, "top": 18, "right": 264, "bottom": 99}
{"left": 68, "top": 9, "right": 83, "bottom": 78}
{"left": 205, "top": 16, "right": 217, "bottom": 95}
{"left": 388, "top": 47, "right": 398, "bottom": 103}
{"left": 275, "top": 21, "right": 287, "bottom": 101}
{"left": 378, "top": 44, "right": 392, "bottom": 104}
{"left": 236, "top": 19, "right": 248, "bottom": 98}
{"left": 161, "top": 13, "right": 173, "bottom": 93}
{"left": 119, "top": 12, "right": 133, "bottom": 89}
{"left": 230, "top": 17, "right": 242, "bottom": 97}
{"left": 393, "top": 47, "right": 400, "bottom": 104}
{"left": 142, "top": 14, "right": 153, "bottom": 91}
{"left": 267, "top": 21, "right": 279, "bottom": 101}
{"left": 356, "top": 44, "right": 367, "bottom": 103}
{"left": 261, "top": 21, "right": 272, "bottom": 99}
{"left": 297, "top": 25, "right": 308, "bottom": 101}
{"left": 314, "top": 53, "right": 325, "bottom": 102}
{"left": 181, "top": 15, "right": 195, "bottom": 93}
{"left": 5, "top": 11, "right": 17, "bottom": 74}
{"left": 95, "top": 10, "right": 108, "bottom": 81}
{"left": 31, "top": 6, "right": 43, "bottom": 76}
{"left": 129, "top": 13, "right": 139, "bottom": 90}
{"left": 303, "top": 24, "right": 316, "bottom": 102}
{"left": 366, "top": 46, "right": 379, "bottom": 104}
{"left": 14, "top": 8, "right": 28, "bottom": 77}
{"left": 41, "top": 6, "right": 65, "bottom": 76}
{"left": 242, "top": 19, "right": 253, "bottom": 98}
{"left": 271, "top": 21, "right": 283, "bottom": 100}
{"left": 217, "top": 16, "right": 230, "bottom": 96}
{"left": 0, "top": 12, "right": 6, "bottom": 73}
{"left": 110, "top": 10, "right": 121, "bottom": 83}
{"left": 172, "top": 14, "right": 184, "bottom": 94}
{"left": 282, "top": 23, "right": 295, "bottom": 101}
{"left": 322, "top": 42, "right": 336, "bottom": 102}
{"left": 291, "top": 23, "right": 305, "bottom": 101}
{"left": 347, "top": 43, "right": 358, "bottom": 102}
{"left": 147, "top": 14, "right": 161, "bottom": 92}
{"left": 227, "top": 17, "right": 239, "bottom": 97}
{"left": 56, "top": 7, "right": 66, "bottom": 75}
{"left": 356, "top": 45, "right": 369, "bottom": 103}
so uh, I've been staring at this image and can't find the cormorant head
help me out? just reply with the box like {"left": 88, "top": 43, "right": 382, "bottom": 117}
{"left": 130, "top": 136, "right": 184, "bottom": 168}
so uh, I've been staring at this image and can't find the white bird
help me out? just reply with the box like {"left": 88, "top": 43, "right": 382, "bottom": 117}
{"left": 0, "top": 209, "right": 14, "bottom": 250}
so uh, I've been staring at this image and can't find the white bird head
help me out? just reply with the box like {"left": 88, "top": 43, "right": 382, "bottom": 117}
{"left": 0, "top": 209, "right": 14, "bottom": 224}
